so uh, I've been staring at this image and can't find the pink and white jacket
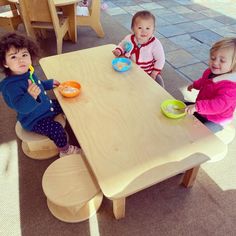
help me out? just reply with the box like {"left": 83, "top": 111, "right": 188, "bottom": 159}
{"left": 193, "top": 68, "right": 236, "bottom": 125}
{"left": 115, "top": 34, "right": 165, "bottom": 76}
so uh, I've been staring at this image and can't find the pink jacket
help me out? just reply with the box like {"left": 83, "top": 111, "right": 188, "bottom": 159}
{"left": 193, "top": 68, "right": 236, "bottom": 124}
{"left": 115, "top": 34, "right": 165, "bottom": 75}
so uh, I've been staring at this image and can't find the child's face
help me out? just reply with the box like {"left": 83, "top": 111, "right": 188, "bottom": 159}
{"left": 209, "top": 47, "right": 234, "bottom": 75}
{"left": 132, "top": 17, "right": 154, "bottom": 44}
{"left": 4, "top": 47, "right": 32, "bottom": 75}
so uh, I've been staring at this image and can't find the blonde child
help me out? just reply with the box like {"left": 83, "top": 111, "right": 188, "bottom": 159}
{"left": 112, "top": 10, "right": 165, "bottom": 87}
{"left": 186, "top": 37, "right": 236, "bottom": 132}
{"left": 0, "top": 32, "right": 81, "bottom": 157}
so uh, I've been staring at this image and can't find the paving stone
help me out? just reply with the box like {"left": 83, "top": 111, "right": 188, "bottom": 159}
{"left": 151, "top": 8, "right": 175, "bottom": 16}
{"left": 185, "top": 4, "right": 209, "bottom": 11}
{"left": 169, "top": 34, "right": 203, "bottom": 49}
{"left": 159, "top": 38, "right": 180, "bottom": 52}
{"left": 185, "top": 44, "right": 210, "bottom": 61}
{"left": 191, "top": 30, "right": 222, "bottom": 46}
{"left": 178, "top": 62, "right": 208, "bottom": 81}
{"left": 139, "top": 2, "right": 164, "bottom": 10}
{"left": 182, "top": 12, "right": 207, "bottom": 21}
{"left": 210, "top": 27, "right": 236, "bottom": 37}
{"left": 195, "top": 19, "right": 225, "bottom": 30}
{"left": 112, "top": 0, "right": 139, "bottom": 7}
{"left": 163, "top": 13, "right": 190, "bottom": 24}
{"left": 112, "top": 14, "right": 133, "bottom": 31}
{"left": 157, "top": 0, "right": 180, "bottom": 8}
{"left": 106, "top": 7, "right": 127, "bottom": 16}
{"left": 214, "top": 15, "right": 236, "bottom": 25}
{"left": 133, "top": 0, "right": 153, "bottom": 3}
{"left": 174, "top": 22, "right": 206, "bottom": 33}
{"left": 173, "top": 0, "right": 192, "bottom": 5}
{"left": 199, "top": 9, "right": 222, "bottom": 17}
{"left": 226, "top": 24, "right": 236, "bottom": 33}
{"left": 156, "top": 17, "right": 171, "bottom": 27}
{"left": 158, "top": 25, "right": 186, "bottom": 37}
{"left": 154, "top": 31, "right": 165, "bottom": 39}
{"left": 104, "top": 2, "right": 117, "bottom": 8}
{"left": 166, "top": 49, "right": 200, "bottom": 68}
{"left": 123, "top": 5, "right": 144, "bottom": 15}
{"left": 169, "top": 6, "right": 194, "bottom": 14}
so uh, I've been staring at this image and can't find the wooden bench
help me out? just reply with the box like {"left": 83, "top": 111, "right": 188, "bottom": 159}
{"left": 15, "top": 114, "right": 66, "bottom": 160}
{"left": 42, "top": 154, "right": 103, "bottom": 223}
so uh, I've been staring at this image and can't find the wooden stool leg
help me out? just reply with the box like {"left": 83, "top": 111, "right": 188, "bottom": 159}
{"left": 21, "top": 141, "right": 58, "bottom": 160}
{"left": 181, "top": 166, "right": 200, "bottom": 188}
{"left": 113, "top": 198, "right": 126, "bottom": 220}
{"left": 47, "top": 191, "right": 103, "bottom": 223}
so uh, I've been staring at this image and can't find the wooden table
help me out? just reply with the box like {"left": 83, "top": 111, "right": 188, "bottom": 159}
{"left": 39, "top": 44, "right": 227, "bottom": 219}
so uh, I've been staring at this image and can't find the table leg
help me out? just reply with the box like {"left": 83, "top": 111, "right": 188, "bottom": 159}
{"left": 60, "top": 4, "right": 77, "bottom": 43}
{"left": 181, "top": 166, "right": 200, "bottom": 187}
{"left": 113, "top": 198, "right": 126, "bottom": 219}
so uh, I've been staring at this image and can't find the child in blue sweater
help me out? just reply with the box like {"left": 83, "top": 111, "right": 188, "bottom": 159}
{"left": 0, "top": 32, "right": 81, "bottom": 157}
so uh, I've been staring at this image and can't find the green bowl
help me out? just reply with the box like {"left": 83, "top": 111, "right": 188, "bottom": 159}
{"left": 161, "top": 99, "right": 186, "bottom": 119}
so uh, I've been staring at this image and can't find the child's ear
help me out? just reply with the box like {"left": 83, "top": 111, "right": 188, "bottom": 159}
{"left": 3, "top": 64, "right": 9, "bottom": 68}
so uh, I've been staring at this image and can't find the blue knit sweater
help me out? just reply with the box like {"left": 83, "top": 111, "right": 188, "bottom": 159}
{"left": 0, "top": 71, "right": 57, "bottom": 130}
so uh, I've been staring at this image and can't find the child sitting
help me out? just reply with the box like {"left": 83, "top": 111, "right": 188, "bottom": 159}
{"left": 112, "top": 10, "right": 165, "bottom": 87}
{"left": 186, "top": 37, "right": 236, "bottom": 132}
{"left": 0, "top": 32, "right": 81, "bottom": 157}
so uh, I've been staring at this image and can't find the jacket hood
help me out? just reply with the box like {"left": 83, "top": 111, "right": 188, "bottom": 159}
{"left": 0, "top": 71, "right": 30, "bottom": 93}
{"left": 213, "top": 72, "right": 236, "bottom": 83}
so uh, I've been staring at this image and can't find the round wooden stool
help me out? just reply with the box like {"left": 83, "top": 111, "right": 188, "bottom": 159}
{"left": 15, "top": 114, "right": 66, "bottom": 160}
{"left": 42, "top": 154, "right": 103, "bottom": 223}
{"left": 207, "top": 124, "right": 235, "bottom": 163}
{"left": 215, "top": 123, "right": 235, "bottom": 144}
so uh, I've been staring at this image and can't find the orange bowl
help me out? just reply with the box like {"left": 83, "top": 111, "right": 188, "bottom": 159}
{"left": 58, "top": 81, "right": 81, "bottom": 98}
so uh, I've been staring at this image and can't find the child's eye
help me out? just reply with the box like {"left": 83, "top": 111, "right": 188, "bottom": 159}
{"left": 138, "top": 26, "right": 142, "bottom": 29}
{"left": 220, "top": 59, "right": 226, "bottom": 63}
{"left": 211, "top": 56, "right": 216, "bottom": 60}
{"left": 22, "top": 53, "right": 29, "bottom": 57}
{"left": 10, "top": 55, "right": 16, "bottom": 59}
{"left": 146, "top": 27, "right": 150, "bottom": 30}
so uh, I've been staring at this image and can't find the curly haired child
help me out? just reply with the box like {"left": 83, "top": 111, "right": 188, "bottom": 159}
{"left": 0, "top": 32, "right": 81, "bottom": 157}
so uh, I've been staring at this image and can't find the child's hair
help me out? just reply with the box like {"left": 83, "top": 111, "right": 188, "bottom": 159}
{"left": 131, "top": 10, "right": 156, "bottom": 29}
{"left": 210, "top": 37, "right": 236, "bottom": 72}
{"left": 0, "top": 32, "right": 39, "bottom": 76}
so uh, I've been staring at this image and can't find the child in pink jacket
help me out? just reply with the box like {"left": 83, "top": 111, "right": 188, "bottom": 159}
{"left": 112, "top": 10, "right": 165, "bottom": 87}
{"left": 186, "top": 37, "right": 236, "bottom": 132}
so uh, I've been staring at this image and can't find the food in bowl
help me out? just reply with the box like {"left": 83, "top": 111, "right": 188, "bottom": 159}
{"left": 161, "top": 99, "right": 186, "bottom": 119}
{"left": 112, "top": 57, "right": 131, "bottom": 72}
{"left": 58, "top": 81, "right": 81, "bottom": 98}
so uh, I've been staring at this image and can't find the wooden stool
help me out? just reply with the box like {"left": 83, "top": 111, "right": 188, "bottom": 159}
{"left": 215, "top": 123, "right": 235, "bottom": 144}
{"left": 42, "top": 154, "right": 103, "bottom": 223}
{"left": 15, "top": 114, "right": 66, "bottom": 160}
{"left": 207, "top": 124, "right": 235, "bottom": 163}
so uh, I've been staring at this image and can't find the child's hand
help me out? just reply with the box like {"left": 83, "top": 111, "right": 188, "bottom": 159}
{"left": 150, "top": 71, "right": 158, "bottom": 80}
{"left": 187, "top": 84, "right": 194, "bottom": 91}
{"left": 53, "top": 79, "right": 60, "bottom": 87}
{"left": 112, "top": 49, "right": 121, "bottom": 57}
{"left": 27, "top": 79, "right": 41, "bottom": 99}
{"left": 185, "top": 104, "right": 196, "bottom": 115}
